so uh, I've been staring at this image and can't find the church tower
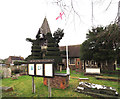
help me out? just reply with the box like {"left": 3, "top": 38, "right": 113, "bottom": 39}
{"left": 40, "top": 17, "right": 51, "bottom": 35}
{"left": 40, "top": 17, "right": 51, "bottom": 50}
{"left": 26, "top": 17, "right": 51, "bottom": 60}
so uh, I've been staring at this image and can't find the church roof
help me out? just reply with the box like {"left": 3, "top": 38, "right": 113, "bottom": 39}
{"left": 40, "top": 17, "right": 51, "bottom": 35}
{"left": 59, "top": 44, "right": 81, "bottom": 58}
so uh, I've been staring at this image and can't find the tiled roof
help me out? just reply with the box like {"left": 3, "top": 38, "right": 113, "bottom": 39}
{"left": 59, "top": 44, "right": 80, "bottom": 58}
{"left": 9, "top": 56, "right": 24, "bottom": 60}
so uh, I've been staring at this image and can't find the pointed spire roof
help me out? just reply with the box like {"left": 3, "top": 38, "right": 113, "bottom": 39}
{"left": 40, "top": 17, "right": 51, "bottom": 35}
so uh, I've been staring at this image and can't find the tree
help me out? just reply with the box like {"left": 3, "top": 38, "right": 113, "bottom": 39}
{"left": 80, "top": 40, "right": 93, "bottom": 61}
{"left": 26, "top": 28, "right": 64, "bottom": 70}
{"left": 26, "top": 29, "right": 46, "bottom": 60}
{"left": 14, "top": 60, "right": 27, "bottom": 65}
{"left": 97, "top": 23, "right": 120, "bottom": 68}
{"left": 53, "top": 28, "right": 64, "bottom": 45}
{"left": 52, "top": 0, "right": 114, "bottom": 24}
{"left": 44, "top": 28, "right": 64, "bottom": 70}
{"left": 80, "top": 23, "right": 119, "bottom": 70}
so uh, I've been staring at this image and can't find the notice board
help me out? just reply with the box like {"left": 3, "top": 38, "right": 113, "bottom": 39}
{"left": 27, "top": 59, "right": 54, "bottom": 78}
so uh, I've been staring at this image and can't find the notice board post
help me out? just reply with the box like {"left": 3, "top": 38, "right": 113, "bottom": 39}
{"left": 27, "top": 59, "right": 54, "bottom": 96}
{"left": 32, "top": 76, "right": 35, "bottom": 94}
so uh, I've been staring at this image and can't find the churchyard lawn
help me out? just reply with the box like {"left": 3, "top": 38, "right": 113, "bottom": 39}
{"left": 1, "top": 70, "right": 120, "bottom": 97}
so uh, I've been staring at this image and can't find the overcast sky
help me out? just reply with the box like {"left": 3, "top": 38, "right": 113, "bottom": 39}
{"left": 0, "top": 0, "right": 119, "bottom": 59}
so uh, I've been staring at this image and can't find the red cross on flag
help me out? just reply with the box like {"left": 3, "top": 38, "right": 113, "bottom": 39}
{"left": 56, "top": 12, "right": 64, "bottom": 20}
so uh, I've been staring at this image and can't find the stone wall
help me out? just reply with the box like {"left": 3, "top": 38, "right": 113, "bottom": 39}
{"left": 43, "top": 74, "right": 69, "bottom": 89}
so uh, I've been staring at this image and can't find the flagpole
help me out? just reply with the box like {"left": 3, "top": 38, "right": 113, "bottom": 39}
{"left": 66, "top": 44, "right": 70, "bottom": 76}
{"left": 55, "top": 11, "right": 70, "bottom": 77}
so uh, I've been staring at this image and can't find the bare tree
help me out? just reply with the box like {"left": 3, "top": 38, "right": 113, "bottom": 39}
{"left": 51, "top": 0, "right": 116, "bottom": 24}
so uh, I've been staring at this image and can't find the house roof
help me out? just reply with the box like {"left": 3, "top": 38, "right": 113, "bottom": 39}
{"left": 9, "top": 56, "right": 24, "bottom": 60}
{"left": 40, "top": 17, "right": 51, "bottom": 35}
{"left": 59, "top": 44, "right": 80, "bottom": 58}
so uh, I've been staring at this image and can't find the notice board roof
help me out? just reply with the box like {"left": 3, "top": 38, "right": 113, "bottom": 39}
{"left": 28, "top": 59, "right": 54, "bottom": 63}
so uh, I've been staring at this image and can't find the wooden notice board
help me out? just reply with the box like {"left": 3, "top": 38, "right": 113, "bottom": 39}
{"left": 27, "top": 59, "right": 54, "bottom": 78}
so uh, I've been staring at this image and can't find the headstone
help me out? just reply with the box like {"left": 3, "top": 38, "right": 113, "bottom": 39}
{"left": 60, "top": 65, "right": 62, "bottom": 72}
{"left": 11, "top": 75, "right": 18, "bottom": 80}
{"left": 3, "top": 68, "right": 11, "bottom": 78}
{"left": 71, "top": 77, "right": 79, "bottom": 79}
{"left": 0, "top": 86, "right": 13, "bottom": 92}
{"left": 79, "top": 78, "right": 89, "bottom": 81}
{"left": 85, "top": 68, "right": 100, "bottom": 75}
{"left": 75, "top": 82, "right": 119, "bottom": 97}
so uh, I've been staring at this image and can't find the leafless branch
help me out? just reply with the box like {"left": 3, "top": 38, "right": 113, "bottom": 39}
{"left": 105, "top": 0, "right": 112, "bottom": 11}
{"left": 51, "top": 0, "right": 116, "bottom": 27}
{"left": 70, "top": 0, "right": 81, "bottom": 19}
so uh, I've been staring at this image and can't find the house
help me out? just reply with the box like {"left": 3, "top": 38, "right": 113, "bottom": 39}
{"left": 59, "top": 45, "right": 83, "bottom": 72}
{"left": 6, "top": 56, "right": 24, "bottom": 65}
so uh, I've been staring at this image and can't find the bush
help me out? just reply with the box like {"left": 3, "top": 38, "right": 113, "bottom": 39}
{"left": 12, "top": 69, "right": 22, "bottom": 74}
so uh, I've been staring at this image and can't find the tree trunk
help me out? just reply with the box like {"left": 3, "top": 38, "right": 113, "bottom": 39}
{"left": 84, "top": 60, "right": 86, "bottom": 70}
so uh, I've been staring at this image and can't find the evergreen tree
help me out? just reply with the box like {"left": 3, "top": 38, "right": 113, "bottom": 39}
{"left": 53, "top": 28, "right": 64, "bottom": 44}
{"left": 31, "top": 39, "right": 42, "bottom": 59}
{"left": 80, "top": 24, "right": 119, "bottom": 71}
{"left": 45, "top": 28, "right": 64, "bottom": 70}
{"left": 26, "top": 28, "right": 64, "bottom": 70}
{"left": 44, "top": 33, "right": 61, "bottom": 70}
{"left": 26, "top": 29, "right": 45, "bottom": 60}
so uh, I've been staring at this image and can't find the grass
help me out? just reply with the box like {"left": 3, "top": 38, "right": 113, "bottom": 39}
{"left": 1, "top": 70, "right": 120, "bottom": 97}
{"left": 116, "top": 67, "right": 120, "bottom": 70}
{"left": 0, "top": 70, "right": 2, "bottom": 73}
{"left": 1, "top": 75, "right": 91, "bottom": 97}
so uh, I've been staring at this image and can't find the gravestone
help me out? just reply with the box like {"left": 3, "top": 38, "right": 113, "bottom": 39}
{"left": 85, "top": 68, "right": 100, "bottom": 76}
{"left": 75, "top": 82, "right": 119, "bottom": 98}
{"left": 0, "top": 86, "right": 13, "bottom": 92}
{"left": 11, "top": 75, "right": 18, "bottom": 80}
{"left": 2, "top": 68, "right": 11, "bottom": 78}
{"left": 79, "top": 78, "right": 89, "bottom": 81}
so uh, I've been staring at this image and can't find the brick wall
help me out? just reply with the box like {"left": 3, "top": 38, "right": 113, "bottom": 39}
{"left": 43, "top": 74, "right": 69, "bottom": 89}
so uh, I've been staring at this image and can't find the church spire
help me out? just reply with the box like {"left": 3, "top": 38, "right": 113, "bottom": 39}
{"left": 40, "top": 17, "right": 51, "bottom": 35}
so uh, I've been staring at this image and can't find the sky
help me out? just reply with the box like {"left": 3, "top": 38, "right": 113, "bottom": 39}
{"left": 0, "top": 0, "right": 119, "bottom": 59}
